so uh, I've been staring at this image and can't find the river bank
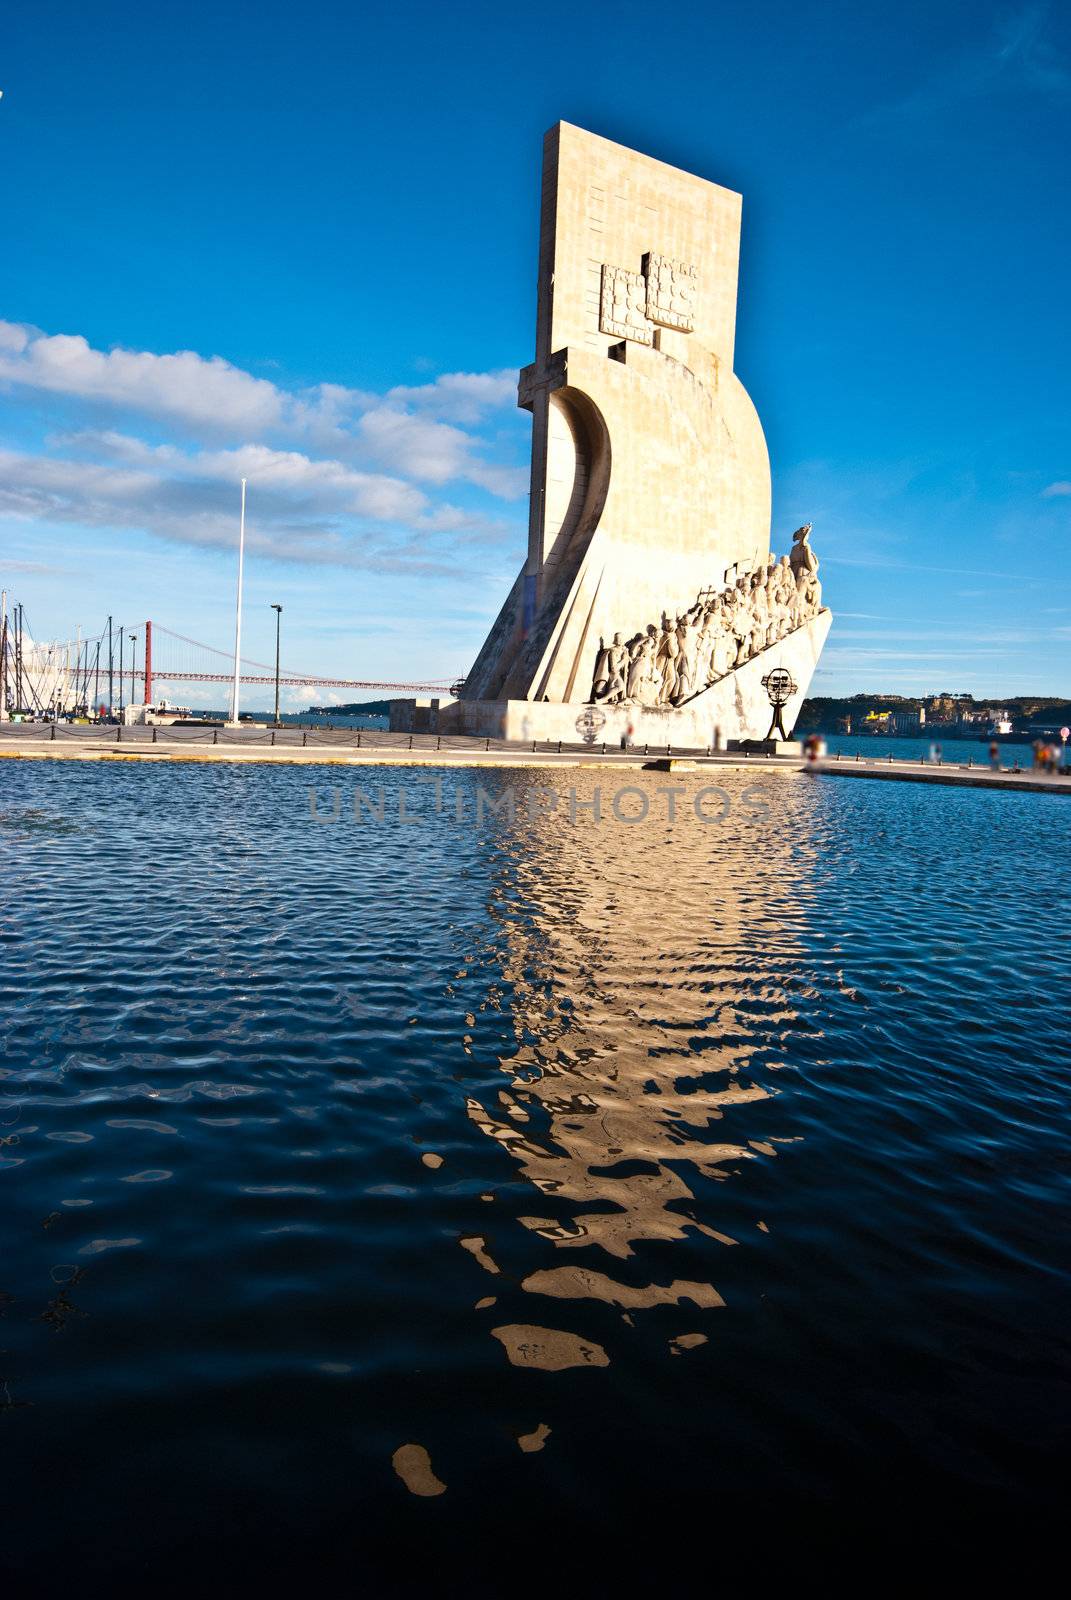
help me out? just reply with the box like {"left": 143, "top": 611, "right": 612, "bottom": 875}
{"left": 2, "top": 725, "right": 1069, "bottom": 792}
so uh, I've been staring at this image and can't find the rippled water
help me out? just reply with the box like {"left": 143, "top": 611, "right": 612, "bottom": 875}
{"left": 823, "top": 731, "right": 1040, "bottom": 764}
{"left": 2, "top": 761, "right": 1069, "bottom": 1584}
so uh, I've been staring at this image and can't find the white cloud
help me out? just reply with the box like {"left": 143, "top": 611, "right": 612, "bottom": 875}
{"left": 0, "top": 321, "right": 286, "bottom": 434}
{"left": 0, "top": 324, "right": 523, "bottom": 485}
{"left": 44, "top": 432, "right": 430, "bottom": 520}
{"left": 0, "top": 320, "right": 527, "bottom": 572}
{"left": 354, "top": 405, "right": 527, "bottom": 497}
{"left": 386, "top": 369, "right": 517, "bottom": 424}
{"left": 0, "top": 557, "right": 68, "bottom": 574}
{"left": 0, "top": 442, "right": 510, "bottom": 575}
{"left": 356, "top": 406, "right": 482, "bottom": 484}
{"left": 1041, "top": 481, "right": 1071, "bottom": 497}
{"left": 465, "top": 460, "right": 529, "bottom": 499}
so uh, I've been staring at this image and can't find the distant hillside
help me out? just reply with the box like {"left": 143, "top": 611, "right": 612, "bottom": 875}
{"left": 798, "top": 694, "right": 1071, "bottom": 732}
{"left": 305, "top": 700, "right": 394, "bottom": 715}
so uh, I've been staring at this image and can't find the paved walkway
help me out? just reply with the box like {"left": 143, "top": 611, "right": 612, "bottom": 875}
{"left": 2, "top": 726, "right": 1068, "bottom": 793}
{"left": 0, "top": 724, "right": 791, "bottom": 771}
{"left": 814, "top": 752, "right": 1071, "bottom": 796}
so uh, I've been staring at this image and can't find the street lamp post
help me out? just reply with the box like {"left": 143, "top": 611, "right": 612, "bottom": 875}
{"left": 271, "top": 604, "right": 283, "bottom": 727}
{"left": 129, "top": 633, "right": 136, "bottom": 712}
{"left": 118, "top": 628, "right": 125, "bottom": 718}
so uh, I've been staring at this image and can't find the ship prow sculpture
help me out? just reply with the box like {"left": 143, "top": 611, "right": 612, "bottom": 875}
{"left": 442, "top": 122, "right": 830, "bottom": 746}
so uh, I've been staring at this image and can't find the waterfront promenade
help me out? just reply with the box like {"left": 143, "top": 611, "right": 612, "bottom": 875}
{"left": 0, "top": 721, "right": 792, "bottom": 770}
{"left": 1, "top": 722, "right": 1068, "bottom": 792}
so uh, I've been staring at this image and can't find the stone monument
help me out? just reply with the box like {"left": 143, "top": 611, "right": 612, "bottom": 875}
{"left": 441, "top": 121, "right": 830, "bottom": 745}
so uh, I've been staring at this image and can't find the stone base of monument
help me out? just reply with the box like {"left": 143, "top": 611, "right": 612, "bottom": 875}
{"left": 443, "top": 610, "right": 831, "bottom": 749}
{"left": 728, "top": 739, "right": 803, "bottom": 756}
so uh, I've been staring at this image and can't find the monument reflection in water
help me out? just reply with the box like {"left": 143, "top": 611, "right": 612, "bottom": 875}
{"left": 453, "top": 768, "right": 816, "bottom": 1362}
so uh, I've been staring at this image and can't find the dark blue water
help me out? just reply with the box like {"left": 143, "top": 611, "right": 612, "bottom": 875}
{"left": 823, "top": 732, "right": 1039, "bottom": 765}
{"left": 195, "top": 708, "right": 391, "bottom": 729}
{"left": 2, "top": 761, "right": 1069, "bottom": 1586}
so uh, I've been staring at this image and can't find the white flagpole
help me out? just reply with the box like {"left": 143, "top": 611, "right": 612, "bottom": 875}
{"left": 0, "top": 589, "right": 7, "bottom": 721}
{"left": 229, "top": 478, "right": 247, "bottom": 725}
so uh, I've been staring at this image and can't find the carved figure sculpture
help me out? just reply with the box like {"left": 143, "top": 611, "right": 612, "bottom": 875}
{"left": 591, "top": 636, "right": 610, "bottom": 699}
{"left": 587, "top": 528, "right": 824, "bottom": 706}
{"left": 657, "top": 616, "right": 681, "bottom": 704}
{"left": 593, "top": 632, "right": 629, "bottom": 703}
{"left": 748, "top": 574, "right": 768, "bottom": 658}
{"left": 789, "top": 523, "right": 817, "bottom": 581}
{"left": 627, "top": 626, "right": 658, "bottom": 702}
{"left": 673, "top": 614, "right": 698, "bottom": 705}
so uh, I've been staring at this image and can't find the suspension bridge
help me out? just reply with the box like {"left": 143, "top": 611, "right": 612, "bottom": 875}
{"left": 0, "top": 608, "right": 459, "bottom": 717}
{"left": 139, "top": 623, "right": 455, "bottom": 694}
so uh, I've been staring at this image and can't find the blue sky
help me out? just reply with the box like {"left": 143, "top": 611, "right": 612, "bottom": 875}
{"left": 2, "top": 0, "right": 1069, "bottom": 705}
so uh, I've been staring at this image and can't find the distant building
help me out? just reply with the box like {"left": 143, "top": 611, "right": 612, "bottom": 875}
{"left": 889, "top": 709, "right": 925, "bottom": 734}
{"left": 927, "top": 693, "right": 976, "bottom": 722}
{"left": 984, "top": 710, "right": 1014, "bottom": 735}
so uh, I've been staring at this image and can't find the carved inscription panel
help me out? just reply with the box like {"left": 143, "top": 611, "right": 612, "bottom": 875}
{"left": 643, "top": 252, "right": 697, "bottom": 332}
{"left": 599, "top": 255, "right": 698, "bottom": 343}
{"left": 599, "top": 264, "right": 654, "bottom": 345}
